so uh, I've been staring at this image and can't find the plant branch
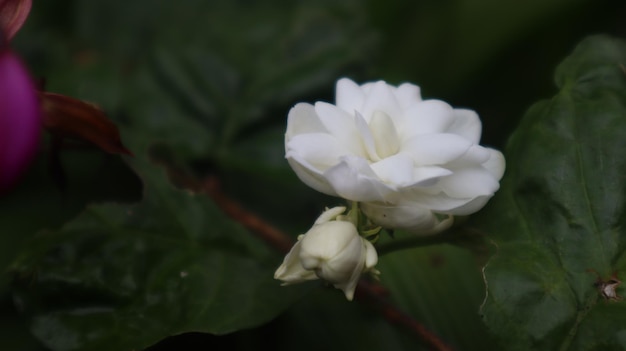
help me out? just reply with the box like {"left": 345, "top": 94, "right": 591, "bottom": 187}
{"left": 198, "top": 174, "right": 454, "bottom": 351}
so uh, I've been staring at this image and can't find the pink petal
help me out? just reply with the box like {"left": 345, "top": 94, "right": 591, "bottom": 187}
{"left": 0, "top": 49, "right": 40, "bottom": 193}
{"left": 0, "top": 0, "right": 32, "bottom": 40}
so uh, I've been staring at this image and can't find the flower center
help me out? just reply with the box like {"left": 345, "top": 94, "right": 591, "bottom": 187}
{"left": 369, "top": 110, "right": 400, "bottom": 159}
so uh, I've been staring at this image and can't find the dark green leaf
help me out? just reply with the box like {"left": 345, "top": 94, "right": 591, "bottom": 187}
{"left": 0, "top": 149, "right": 141, "bottom": 293}
{"left": 377, "top": 243, "right": 498, "bottom": 350}
{"left": 10, "top": 158, "right": 307, "bottom": 351}
{"left": 478, "top": 35, "right": 626, "bottom": 350}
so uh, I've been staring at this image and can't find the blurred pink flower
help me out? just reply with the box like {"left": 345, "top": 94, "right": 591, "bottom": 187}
{"left": 0, "top": 48, "right": 40, "bottom": 193}
{"left": 0, "top": 0, "right": 31, "bottom": 40}
{"left": 0, "top": 0, "right": 39, "bottom": 193}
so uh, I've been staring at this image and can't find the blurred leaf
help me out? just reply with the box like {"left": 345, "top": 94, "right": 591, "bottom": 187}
{"left": 370, "top": 0, "right": 590, "bottom": 93}
{"left": 272, "top": 288, "right": 420, "bottom": 350}
{"left": 0, "top": 293, "right": 46, "bottom": 351}
{"left": 478, "top": 35, "right": 626, "bottom": 350}
{"left": 10, "top": 157, "right": 308, "bottom": 351}
{"left": 35, "top": 0, "right": 376, "bottom": 164}
{"left": 132, "top": 0, "right": 375, "bottom": 160}
{"left": 0, "top": 149, "right": 141, "bottom": 293}
{"left": 146, "top": 288, "right": 421, "bottom": 351}
{"left": 377, "top": 243, "right": 498, "bottom": 350}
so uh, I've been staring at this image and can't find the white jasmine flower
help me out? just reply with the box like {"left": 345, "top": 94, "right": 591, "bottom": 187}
{"left": 285, "top": 78, "right": 505, "bottom": 234}
{"left": 274, "top": 206, "right": 378, "bottom": 300}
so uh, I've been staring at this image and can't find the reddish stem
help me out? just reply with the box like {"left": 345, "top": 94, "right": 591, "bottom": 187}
{"left": 198, "top": 174, "right": 453, "bottom": 351}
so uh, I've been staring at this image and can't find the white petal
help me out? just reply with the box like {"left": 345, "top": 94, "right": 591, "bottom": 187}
{"left": 314, "top": 102, "right": 365, "bottom": 156}
{"left": 445, "top": 144, "right": 491, "bottom": 168}
{"left": 334, "top": 268, "right": 362, "bottom": 301}
{"left": 286, "top": 133, "right": 349, "bottom": 170}
{"left": 274, "top": 240, "right": 318, "bottom": 284}
{"left": 443, "top": 195, "right": 492, "bottom": 215}
{"left": 286, "top": 155, "right": 336, "bottom": 196}
{"left": 370, "top": 152, "right": 414, "bottom": 187}
{"left": 360, "top": 81, "right": 377, "bottom": 94}
{"left": 286, "top": 103, "right": 327, "bottom": 141}
{"left": 410, "top": 166, "right": 454, "bottom": 186}
{"left": 406, "top": 194, "right": 491, "bottom": 216}
{"left": 336, "top": 78, "right": 365, "bottom": 114}
{"left": 401, "top": 192, "right": 473, "bottom": 212}
{"left": 400, "top": 100, "right": 455, "bottom": 140}
{"left": 314, "top": 206, "right": 347, "bottom": 224}
{"left": 369, "top": 111, "right": 400, "bottom": 158}
{"left": 300, "top": 221, "right": 358, "bottom": 263}
{"left": 353, "top": 111, "right": 380, "bottom": 162}
{"left": 361, "top": 202, "right": 438, "bottom": 232}
{"left": 438, "top": 167, "right": 500, "bottom": 198}
{"left": 402, "top": 133, "right": 472, "bottom": 166}
{"left": 323, "top": 156, "right": 395, "bottom": 202}
{"left": 482, "top": 148, "right": 506, "bottom": 180}
{"left": 360, "top": 81, "right": 402, "bottom": 123}
{"left": 394, "top": 83, "right": 422, "bottom": 109}
{"left": 363, "top": 239, "right": 378, "bottom": 269}
{"left": 447, "top": 108, "right": 482, "bottom": 143}
{"left": 331, "top": 241, "right": 365, "bottom": 301}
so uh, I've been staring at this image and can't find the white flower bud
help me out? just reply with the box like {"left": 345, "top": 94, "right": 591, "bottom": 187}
{"left": 274, "top": 206, "right": 378, "bottom": 300}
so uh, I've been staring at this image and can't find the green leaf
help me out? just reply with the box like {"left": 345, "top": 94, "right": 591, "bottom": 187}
{"left": 377, "top": 243, "right": 498, "bottom": 350}
{"left": 0, "top": 150, "right": 141, "bottom": 293}
{"left": 10, "top": 158, "right": 307, "bottom": 351}
{"left": 478, "top": 35, "right": 626, "bottom": 350}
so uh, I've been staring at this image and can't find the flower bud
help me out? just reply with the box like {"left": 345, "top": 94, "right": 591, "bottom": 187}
{"left": 274, "top": 206, "right": 378, "bottom": 300}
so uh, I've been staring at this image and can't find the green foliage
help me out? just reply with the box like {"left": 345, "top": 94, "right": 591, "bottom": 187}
{"left": 10, "top": 159, "right": 308, "bottom": 351}
{"left": 4, "top": 0, "right": 626, "bottom": 350}
{"left": 478, "top": 35, "right": 626, "bottom": 350}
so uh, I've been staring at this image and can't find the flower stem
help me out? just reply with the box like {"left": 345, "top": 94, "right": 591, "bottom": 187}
{"left": 349, "top": 201, "right": 359, "bottom": 225}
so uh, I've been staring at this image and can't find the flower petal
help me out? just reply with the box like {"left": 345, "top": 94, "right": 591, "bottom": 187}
{"left": 360, "top": 81, "right": 402, "bottom": 123}
{"left": 482, "top": 148, "right": 506, "bottom": 180}
{"left": 0, "top": 0, "right": 31, "bottom": 41}
{"left": 286, "top": 133, "right": 349, "bottom": 170}
{"left": 363, "top": 239, "right": 378, "bottom": 269}
{"left": 354, "top": 111, "right": 379, "bottom": 162}
{"left": 314, "top": 102, "right": 365, "bottom": 156}
{"left": 324, "top": 156, "right": 395, "bottom": 202}
{"left": 335, "top": 78, "right": 365, "bottom": 114}
{"left": 286, "top": 103, "right": 327, "bottom": 140}
{"left": 286, "top": 155, "right": 336, "bottom": 196}
{"left": 447, "top": 108, "right": 482, "bottom": 143}
{"left": 400, "top": 100, "right": 455, "bottom": 140}
{"left": 411, "top": 193, "right": 492, "bottom": 216}
{"left": 402, "top": 133, "right": 472, "bottom": 165}
{"left": 370, "top": 152, "right": 415, "bottom": 187}
{"left": 361, "top": 202, "right": 441, "bottom": 234}
{"left": 394, "top": 82, "right": 422, "bottom": 109}
{"left": 445, "top": 144, "right": 491, "bottom": 168}
{"left": 443, "top": 195, "right": 492, "bottom": 215}
{"left": 274, "top": 239, "right": 318, "bottom": 284}
{"left": 410, "top": 166, "right": 454, "bottom": 187}
{"left": 437, "top": 166, "right": 500, "bottom": 198}
{"left": 0, "top": 49, "right": 39, "bottom": 193}
{"left": 369, "top": 110, "right": 400, "bottom": 158}
{"left": 314, "top": 206, "right": 347, "bottom": 224}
